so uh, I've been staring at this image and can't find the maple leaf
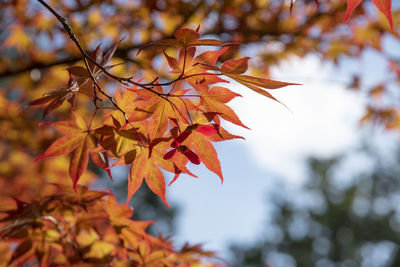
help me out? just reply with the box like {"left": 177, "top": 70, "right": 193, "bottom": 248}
{"left": 35, "top": 112, "right": 97, "bottom": 190}
{"left": 343, "top": 0, "right": 363, "bottom": 24}
{"left": 185, "top": 130, "right": 223, "bottom": 182}
{"left": 0, "top": 198, "right": 42, "bottom": 240}
{"left": 132, "top": 86, "right": 196, "bottom": 139}
{"left": 192, "top": 112, "right": 245, "bottom": 142}
{"left": 27, "top": 42, "right": 122, "bottom": 119}
{"left": 372, "top": 0, "right": 393, "bottom": 29}
{"left": 165, "top": 47, "right": 229, "bottom": 87}
{"left": 138, "top": 28, "right": 237, "bottom": 54}
{"left": 200, "top": 56, "right": 299, "bottom": 104}
{"left": 90, "top": 151, "right": 113, "bottom": 181}
{"left": 70, "top": 40, "right": 122, "bottom": 80}
{"left": 164, "top": 121, "right": 222, "bottom": 182}
{"left": 196, "top": 83, "right": 248, "bottom": 129}
{"left": 164, "top": 124, "right": 218, "bottom": 166}
{"left": 166, "top": 115, "right": 224, "bottom": 182}
{"left": 344, "top": 0, "right": 393, "bottom": 30}
{"left": 164, "top": 145, "right": 200, "bottom": 165}
{"left": 95, "top": 120, "right": 143, "bottom": 159}
{"left": 109, "top": 86, "right": 150, "bottom": 126}
{"left": 128, "top": 146, "right": 170, "bottom": 207}
{"left": 27, "top": 79, "right": 79, "bottom": 119}
{"left": 67, "top": 41, "right": 124, "bottom": 96}
{"left": 124, "top": 128, "right": 200, "bottom": 204}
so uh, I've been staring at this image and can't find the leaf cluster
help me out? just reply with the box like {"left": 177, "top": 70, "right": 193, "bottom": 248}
{"left": 1, "top": 0, "right": 399, "bottom": 265}
{"left": 0, "top": 184, "right": 216, "bottom": 266}
{"left": 30, "top": 28, "right": 295, "bottom": 206}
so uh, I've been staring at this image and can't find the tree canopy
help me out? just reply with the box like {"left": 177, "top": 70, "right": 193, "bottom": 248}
{"left": 0, "top": 0, "right": 399, "bottom": 265}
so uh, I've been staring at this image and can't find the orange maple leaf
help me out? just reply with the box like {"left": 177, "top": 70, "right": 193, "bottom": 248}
{"left": 27, "top": 79, "right": 79, "bottom": 119}
{"left": 35, "top": 112, "right": 97, "bottom": 190}
{"left": 186, "top": 130, "right": 223, "bottom": 182}
{"left": 138, "top": 28, "right": 236, "bottom": 54}
{"left": 132, "top": 86, "right": 196, "bottom": 139}
{"left": 165, "top": 47, "right": 229, "bottom": 87}
{"left": 197, "top": 83, "right": 249, "bottom": 129}
{"left": 128, "top": 146, "right": 170, "bottom": 207}
{"left": 200, "top": 56, "right": 298, "bottom": 104}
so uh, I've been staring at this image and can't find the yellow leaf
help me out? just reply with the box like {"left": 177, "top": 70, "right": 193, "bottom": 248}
{"left": 76, "top": 229, "right": 99, "bottom": 247}
{"left": 86, "top": 241, "right": 115, "bottom": 259}
{"left": 4, "top": 25, "right": 31, "bottom": 52}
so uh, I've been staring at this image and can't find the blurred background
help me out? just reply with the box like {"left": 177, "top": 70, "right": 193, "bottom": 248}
{"left": 2, "top": 0, "right": 400, "bottom": 266}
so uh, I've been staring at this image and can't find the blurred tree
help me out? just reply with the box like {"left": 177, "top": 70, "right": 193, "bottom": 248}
{"left": 229, "top": 144, "right": 400, "bottom": 267}
{"left": 1, "top": 0, "right": 400, "bottom": 265}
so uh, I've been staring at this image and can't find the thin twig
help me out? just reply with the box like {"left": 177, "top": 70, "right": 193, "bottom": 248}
{"left": 35, "top": 0, "right": 164, "bottom": 98}
{"left": 35, "top": 0, "right": 204, "bottom": 136}
{"left": 36, "top": 0, "right": 154, "bottom": 125}
{"left": 82, "top": 56, "right": 101, "bottom": 107}
{"left": 37, "top": 0, "right": 200, "bottom": 103}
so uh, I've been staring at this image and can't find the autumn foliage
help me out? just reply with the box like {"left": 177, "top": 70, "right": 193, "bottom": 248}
{"left": 1, "top": 16, "right": 294, "bottom": 267}
{"left": 27, "top": 27, "right": 294, "bottom": 207}
{"left": 0, "top": 0, "right": 398, "bottom": 266}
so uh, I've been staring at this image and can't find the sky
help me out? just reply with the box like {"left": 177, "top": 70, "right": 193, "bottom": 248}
{"left": 166, "top": 53, "right": 382, "bottom": 257}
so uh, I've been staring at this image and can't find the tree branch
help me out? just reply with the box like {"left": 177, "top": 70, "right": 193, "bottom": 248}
{"left": 0, "top": 1, "right": 202, "bottom": 80}
{"left": 0, "top": 48, "right": 142, "bottom": 79}
{"left": 34, "top": 0, "right": 195, "bottom": 128}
